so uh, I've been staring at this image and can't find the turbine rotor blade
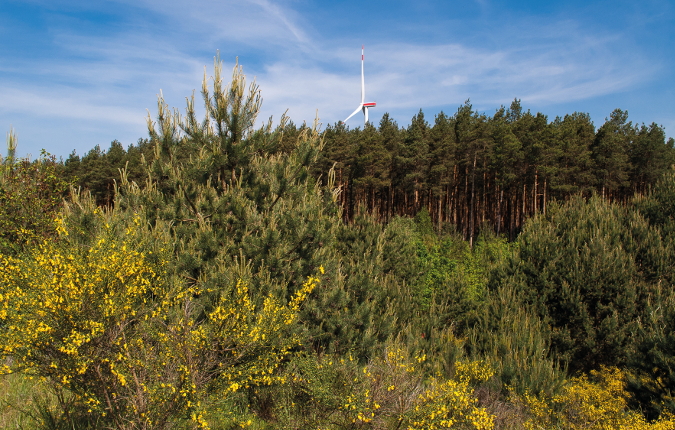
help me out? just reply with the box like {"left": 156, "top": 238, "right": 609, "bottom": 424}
{"left": 344, "top": 105, "right": 363, "bottom": 123}
{"left": 364, "top": 106, "right": 369, "bottom": 125}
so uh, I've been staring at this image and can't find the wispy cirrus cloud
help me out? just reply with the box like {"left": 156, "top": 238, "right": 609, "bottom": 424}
{"left": 109, "top": 0, "right": 316, "bottom": 52}
{"left": 0, "top": 0, "right": 669, "bottom": 157}
{"left": 0, "top": 85, "right": 141, "bottom": 124}
{"left": 253, "top": 26, "right": 654, "bottom": 128}
{"left": 247, "top": 0, "right": 312, "bottom": 46}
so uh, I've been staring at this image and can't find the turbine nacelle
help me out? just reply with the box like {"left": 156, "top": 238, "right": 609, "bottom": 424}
{"left": 343, "top": 46, "right": 376, "bottom": 126}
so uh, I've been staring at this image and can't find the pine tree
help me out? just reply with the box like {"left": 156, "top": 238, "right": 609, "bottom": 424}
{"left": 115, "top": 54, "right": 338, "bottom": 308}
{"left": 490, "top": 107, "right": 524, "bottom": 236}
{"left": 401, "top": 110, "right": 431, "bottom": 212}
{"left": 591, "top": 109, "right": 633, "bottom": 200}
{"left": 104, "top": 55, "right": 420, "bottom": 362}
{"left": 491, "top": 195, "right": 667, "bottom": 373}
{"left": 549, "top": 112, "right": 595, "bottom": 197}
{"left": 379, "top": 113, "right": 404, "bottom": 221}
{"left": 629, "top": 123, "right": 675, "bottom": 194}
{"left": 428, "top": 111, "right": 457, "bottom": 226}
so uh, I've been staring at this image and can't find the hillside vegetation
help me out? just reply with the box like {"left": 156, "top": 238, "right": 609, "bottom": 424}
{"left": 1, "top": 57, "right": 675, "bottom": 429}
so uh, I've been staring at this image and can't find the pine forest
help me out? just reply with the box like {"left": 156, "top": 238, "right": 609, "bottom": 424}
{"left": 2, "top": 57, "right": 675, "bottom": 430}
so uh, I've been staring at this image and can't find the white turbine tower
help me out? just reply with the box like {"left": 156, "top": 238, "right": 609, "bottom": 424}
{"left": 344, "top": 45, "right": 376, "bottom": 126}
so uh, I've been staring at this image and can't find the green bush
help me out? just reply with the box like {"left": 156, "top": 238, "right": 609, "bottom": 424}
{"left": 490, "top": 195, "right": 666, "bottom": 373}
{"left": 0, "top": 141, "right": 68, "bottom": 255}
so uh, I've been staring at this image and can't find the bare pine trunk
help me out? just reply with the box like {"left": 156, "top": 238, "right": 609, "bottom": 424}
{"left": 470, "top": 152, "right": 477, "bottom": 244}
{"left": 534, "top": 170, "right": 538, "bottom": 213}
{"left": 497, "top": 187, "right": 504, "bottom": 235}
{"left": 522, "top": 183, "right": 527, "bottom": 228}
{"left": 543, "top": 179, "right": 547, "bottom": 215}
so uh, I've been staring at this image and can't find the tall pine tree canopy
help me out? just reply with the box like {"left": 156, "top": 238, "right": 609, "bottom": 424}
{"left": 313, "top": 102, "right": 675, "bottom": 240}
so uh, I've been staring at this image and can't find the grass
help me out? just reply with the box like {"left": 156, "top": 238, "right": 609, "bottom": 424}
{"left": 0, "top": 371, "right": 40, "bottom": 429}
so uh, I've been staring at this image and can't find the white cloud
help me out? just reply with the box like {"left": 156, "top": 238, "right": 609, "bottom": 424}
{"left": 246, "top": 0, "right": 311, "bottom": 46}
{"left": 0, "top": 86, "right": 141, "bottom": 125}
{"left": 108, "top": 0, "right": 316, "bottom": 52}
{"left": 251, "top": 32, "right": 653, "bottom": 127}
{"left": 0, "top": 0, "right": 666, "bottom": 156}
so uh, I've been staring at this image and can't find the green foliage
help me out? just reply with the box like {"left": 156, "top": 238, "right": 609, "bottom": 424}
{"left": 626, "top": 170, "right": 675, "bottom": 419}
{"left": 62, "top": 139, "right": 154, "bottom": 206}
{"left": 412, "top": 225, "right": 512, "bottom": 334}
{"left": 627, "top": 284, "right": 675, "bottom": 420}
{"left": 320, "top": 102, "right": 675, "bottom": 240}
{"left": 634, "top": 167, "right": 675, "bottom": 240}
{"left": 492, "top": 195, "right": 668, "bottom": 373}
{"left": 0, "top": 146, "right": 68, "bottom": 255}
{"left": 304, "top": 214, "right": 421, "bottom": 359}
{"left": 316, "top": 211, "right": 509, "bottom": 364}
{"left": 7, "top": 53, "right": 675, "bottom": 428}
{"left": 629, "top": 124, "right": 675, "bottom": 194}
{"left": 467, "top": 286, "right": 566, "bottom": 397}
{"left": 260, "top": 344, "right": 494, "bottom": 430}
{"left": 0, "top": 212, "right": 320, "bottom": 429}
{"left": 111, "top": 55, "right": 338, "bottom": 313}
{"left": 549, "top": 112, "right": 596, "bottom": 195}
{"left": 591, "top": 109, "right": 632, "bottom": 197}
{"left": 414, "top": 207, "right": 435, "bottom": 238}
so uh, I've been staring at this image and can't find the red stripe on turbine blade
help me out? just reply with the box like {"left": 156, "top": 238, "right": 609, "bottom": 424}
{"left": 363, "top": 102, "right": 376, "bottom": 107}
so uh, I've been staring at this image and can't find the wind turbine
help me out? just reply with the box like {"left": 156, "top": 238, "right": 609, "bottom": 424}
{"left": 343, "top": 45, "right": 376, "bottom": 126}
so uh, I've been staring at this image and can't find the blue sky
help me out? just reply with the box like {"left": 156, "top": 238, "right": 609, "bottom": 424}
{"left": 1, "top": 0, "right": 673, "bottom": 158}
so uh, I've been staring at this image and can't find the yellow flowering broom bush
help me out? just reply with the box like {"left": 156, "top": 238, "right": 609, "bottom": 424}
{"left": 280, "top": 344, "right": 494, "bottom": 429}
{"left": 523, "top": 366, "right": 675, "bottom": 430}
{"left": 0, "top": 215, "right": 320, "bottom": 429}
{"left": 404, "top": 360, "right": 495, "bottom": 430}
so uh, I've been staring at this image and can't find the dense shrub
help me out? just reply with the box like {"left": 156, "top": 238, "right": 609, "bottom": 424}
{"left": 262, "top": 344, "right": 494, "bottom": 429}
{"left": 0, "top": 147, "right": 68, "bottom": 255}
{"left": 522, "top": 367, "right": 675, "bottom": 430}
{"left": 0, "top": 214, "right": 320, "bottom": 429}
{"left": 490, "top": 195, "right": 667, "bottom": 373}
